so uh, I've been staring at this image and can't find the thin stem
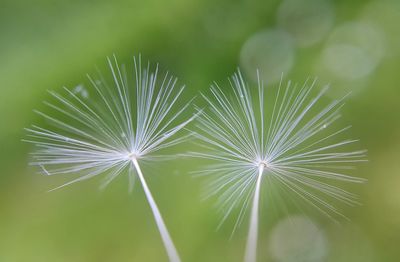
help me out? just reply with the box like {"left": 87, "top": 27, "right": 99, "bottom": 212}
{"left": 131, "top": 158, "right": 181, "bottom": 262}
{"left": 244, "top": 165, "right": 264, "bottom": 262}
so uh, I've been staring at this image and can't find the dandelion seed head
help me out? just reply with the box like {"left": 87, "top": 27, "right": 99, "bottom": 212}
{"left": 191, "top": 69, "right": 366, "bottom": 228}
{"left": 25, "top": 55, "right": 194, "bottom": 191}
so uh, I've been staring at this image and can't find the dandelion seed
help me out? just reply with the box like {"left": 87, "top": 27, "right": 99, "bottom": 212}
{"left": 191, "top": 70, "right": 366, "bottom": 262}
{"left": 24, "top": 55, "right": 196, "bottom": 262}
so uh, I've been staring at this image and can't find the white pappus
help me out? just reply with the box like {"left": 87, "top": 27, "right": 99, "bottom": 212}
{"left": 24, "top": 55, "right": 196, "bottom": 262}
{"left": 190, "top": 70, "right": 366, "bottom": 262}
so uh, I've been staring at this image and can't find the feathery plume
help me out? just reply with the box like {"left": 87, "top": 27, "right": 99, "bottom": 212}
{"left": 191, "top": 70, "right": 366, "bottom": 262}
{"left": 24, "top": 55, "right": 195, "bottom": 262}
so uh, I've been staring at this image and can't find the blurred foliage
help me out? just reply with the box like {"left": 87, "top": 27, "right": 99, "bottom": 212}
{"left": 0, "top": 0, "right": 400, "bottom": 261}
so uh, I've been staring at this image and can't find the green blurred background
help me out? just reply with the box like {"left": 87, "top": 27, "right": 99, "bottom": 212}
{"left": 1, "top": 0, "right": 400, "bottom": 261}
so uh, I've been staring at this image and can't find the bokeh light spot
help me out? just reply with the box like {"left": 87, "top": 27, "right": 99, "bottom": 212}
{"left": 277, "top": 0, "right": 334, "bottom": 47}
{"left": 240, "top": 29, "right": 294, "bottom": 84}
{"left": 321, "top": 22, "right": 386, "bottom": 81}
{"left": 269, "top": 215, "right": 327, "bottom": 262}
